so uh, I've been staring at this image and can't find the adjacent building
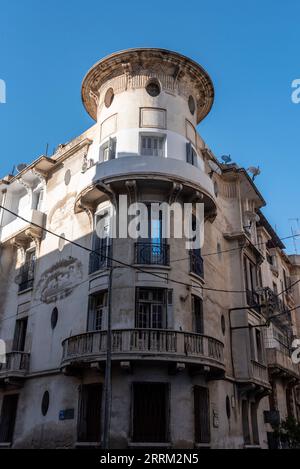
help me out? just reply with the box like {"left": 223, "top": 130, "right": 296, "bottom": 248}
{"left": 0, "top": 48, "right": 299, "bottom": 448}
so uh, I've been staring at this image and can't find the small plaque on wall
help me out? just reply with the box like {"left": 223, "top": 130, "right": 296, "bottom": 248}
{"left": 59, "top": 409, "right": 75, "bottom": 420}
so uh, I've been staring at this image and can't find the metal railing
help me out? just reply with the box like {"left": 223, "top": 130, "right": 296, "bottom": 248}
{"left": 62, "top": 329, "right": 224, "bottom": 368}
{"left": 134, "top": 242, "right": 170, "bottom": 266}
{"left": 246, "top": 289, "right": 260, "bottom": 308}
{"left": 189, "top": 251, "right": 204, "bottom": 278}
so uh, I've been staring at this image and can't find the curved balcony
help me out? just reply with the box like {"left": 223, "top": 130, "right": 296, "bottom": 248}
{"left": 75, "top": 156, "right": 216, "bottom": 214}
{"left": 0, "top": 352, "right": 30, "bottom": 387}
{"left": 61, "top": 329, "right": 225, "bottom": 374}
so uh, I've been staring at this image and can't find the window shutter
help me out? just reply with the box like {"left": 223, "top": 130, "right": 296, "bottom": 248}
{"left": 166, "top": 289, "right": 173, "bottom": 329}
{"left": 194, "top": 386, "right": 210, "bottom": 444}
{"left": 186, "top": 142, "right": 193, "bottom": 164}
{"left": 109, "top": 138, "right": 116, "bottom": 159}
{"left": 87, "top": 296, "right": 96, "bottom": 331}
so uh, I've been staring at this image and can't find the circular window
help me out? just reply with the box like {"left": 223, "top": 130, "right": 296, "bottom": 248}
{"left": 58, "top": 234, "right": 65, "bottom": 252}
{"left": 221, "top": 314, "right": 226, "bottom": 335}
{"left": 64, "top": 169, "right": 71, "bottom": 186}
{"left": 104, "top": 88, "right": 114, "bottom": 108}
{"left": 145, "top": 79, "right": 161, "bottom": 97}
{"left": 188, "top": 95, "right": 196, "bottom": 115}
{"left": 41, "top": 391, "right": 50, "bottom": 416}
{"left": 226, "top": 396, "right": 231, "bottom": 419}
{"left": 51, "top": 307, "right": 58, "bottom": 329}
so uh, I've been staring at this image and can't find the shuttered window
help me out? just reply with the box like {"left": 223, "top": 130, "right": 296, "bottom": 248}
{"left": 192, "top": 296, "right": 204, "bottom": 334}
{"left": 194, "top": 386, "right": 210, "bottom": 444}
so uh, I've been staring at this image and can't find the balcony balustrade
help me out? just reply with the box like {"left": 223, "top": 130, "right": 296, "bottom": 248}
{"left": 0, "top": 352, "right": 30, "bottom": 385}
{"left": 61, "top": 329, "right": 224, "bottom": 373}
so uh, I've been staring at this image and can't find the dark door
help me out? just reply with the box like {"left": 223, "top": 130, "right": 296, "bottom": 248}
{"left": 194, "top": 386, "right": 210, "bottom": 444}
{"left": 0, "top": 394, "right": 19, "bottom": 443}
{"left": 77, "top": 384, "right": 102, "bottom": 443}
{"left": 132, "top": 382, "right": 168, "bottom": 443}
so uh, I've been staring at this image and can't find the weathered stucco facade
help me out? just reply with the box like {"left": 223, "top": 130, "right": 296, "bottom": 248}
{"left": 0, "top": 48, "right": 300, "bottom": 449}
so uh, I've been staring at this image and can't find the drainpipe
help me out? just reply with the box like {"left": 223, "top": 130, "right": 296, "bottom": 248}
{"left": 101, "top": 183, "right": 116, "bottom": 449}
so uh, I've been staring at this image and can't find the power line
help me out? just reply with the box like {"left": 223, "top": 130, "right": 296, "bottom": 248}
{"left": 0, "top": 205, "right": 299, "bottom": 297}
{"left": 0, "top": 205, "right": 247, "bottom": 294}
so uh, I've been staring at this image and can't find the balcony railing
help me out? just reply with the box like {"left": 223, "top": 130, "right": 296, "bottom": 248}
{"left": 18, "top": 261, "right": 35, "bottom": 292}
{"left": 89, "top": 245, "right": 111, "bottom": 274}
{"left": 61, "top": 329, "right": 224, "bottom": 371}
{"left": 246, "top": 289, "right": 260, "bottom": 309}
{"left": 189, "top": 251, "right": 204, "bottom": 278}
{"left": 266, "top": 348, "right": 300, "bottom": 378}
{"left": 251, "top": 360, "right": 269, "bottom": 385}
{"left": 0, "top": 352, "right": 30, "bottom": 380}
{"left": 134, "top": 242, "right": 170, "bottom": 266}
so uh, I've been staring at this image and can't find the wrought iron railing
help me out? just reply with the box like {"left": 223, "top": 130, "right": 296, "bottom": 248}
{"left": 135, "top": 242, "right": 169, "bottom": 265}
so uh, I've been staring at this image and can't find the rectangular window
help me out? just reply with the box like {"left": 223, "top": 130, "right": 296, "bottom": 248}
{"left": 192, "top": 295, "right": 204, "bottom": 334}
{"left": 141, "top": 136, "right": 164, "bottom": 157}
{"left": 186, "top": 142, "right": 197, "bottom": 166}
{"left": 255, "top": 329, "right": 263, "bottom": 363}
{"left": 244, "top": 256, "right": 259, "bottom": 307}
{"left": 0, "top": 394, "right": 19, "bottom": 443}
{"left": 13, "top": 317, "right": 28, "bottom": 352}
{"left": 87, "top": 291, "right": 108, "bottom": 331}
{"left": 135, "top": 288, "right": 167, "bottom": 329}
{"left": 194, "top": 386, "right": 210, "bottom": 444}
{"left": 77, "top": 384, "right": 102, "bottom": 443}
{"left": 101, "top": 137, "right": 116, "bottom": 162}
{"left": 132, "top": 382, "right": 168, "bottom": 443}
{"left": 19, "top": 249, "right": 36, "bottom": 292}
{"left": 89, "top": 213, "right": 110, "bottom": 274}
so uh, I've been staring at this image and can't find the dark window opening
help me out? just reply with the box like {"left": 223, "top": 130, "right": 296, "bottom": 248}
{"left": 251, "top": 402, "right": 259, "bottom": 445}
{"left": 132, "top": 382, "right": 168, "bottom": 443}
{"left": 77, "top": 384, "right": 102, "bottom": 443}
{"left": 13, "top": 317, "right": 28, "bottom": 352}
{"left": 0, "top": 394, "right": 19, "bottom": 443}
{"left": 19, "top": 250, "right": 36, "bottom": 292}
{"left": 192, "top": 295, "right": 204, "bottom": 334}
{"left": 186, "top": 142, "right": 197, "bottom": 166}
{"left": 89, "top": 213, "right": 111, "bottom": 274}
{"left": 194, "top": 386, "right": 210, "bottom": 444}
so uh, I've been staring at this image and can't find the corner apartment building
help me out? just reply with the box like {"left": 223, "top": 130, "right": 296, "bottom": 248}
{"left": 0, "top": 48, "right": 299, "bottom": 449}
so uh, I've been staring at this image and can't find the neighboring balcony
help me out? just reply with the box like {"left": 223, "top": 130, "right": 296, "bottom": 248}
{"left": 0, "top": 352, "right": 30, "bottom": 387}
{"left": 135, "top": 242, "right": 170, "bottom": 266}
{"left": 61, "top": 329, "right": 225, "bottom": 375}
{"left": 246, "top": 289, "right": 260, "bottom": 309}
{"left": 189, "top": 250, "right": 204, "bottom": 278}
{"left": 0, "top": 209, "right": 45, "bottom": 243}
{"left": 266, "top": 348, "right": 300, "bottom": 380}
{"left": 251, "top": 360, "right": 269, "bottom": 386}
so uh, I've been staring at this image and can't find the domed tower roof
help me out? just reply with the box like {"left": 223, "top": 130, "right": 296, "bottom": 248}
{"left": 81, "top": 48, "right": 214, "bottom": 124}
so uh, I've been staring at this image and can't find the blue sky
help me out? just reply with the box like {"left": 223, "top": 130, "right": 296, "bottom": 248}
{"left": 1, "top": 0, "right": 299, "bottom": 252}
